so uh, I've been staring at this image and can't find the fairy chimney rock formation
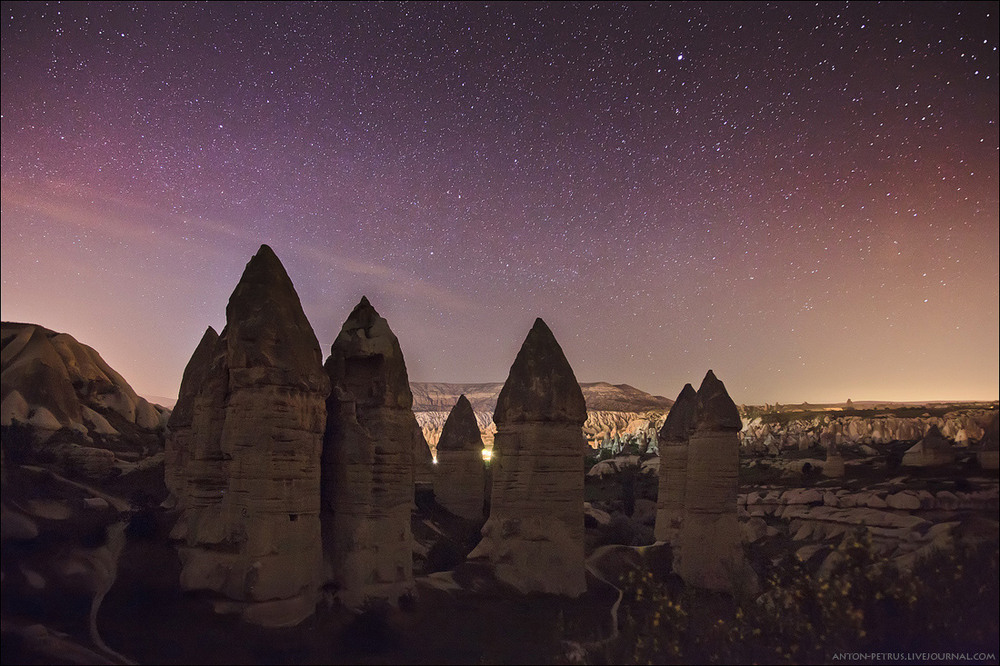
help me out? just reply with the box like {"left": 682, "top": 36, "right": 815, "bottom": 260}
{"left": 167, "top": 244, "right": 330, "bottom": 627}
{"left": 322, "top": 297, "right": 420, "bottom": 609}
{"left": 902, "top": 424, "right": 956, "bottom": 467}
{"left": 654, "top": 383, "right": 697, "bottom": 544}
{"left": 823, "top": 439, "right": 846, "bottom": 478}
{"left": 165, "top": 326, "right": 219, "bottom": 498}
{"left": 675, "top": 370, "right": 746, "bottom": 591}
{"left": 468, "top": 318, "right": 588, "bottom": 596}
{"left": 978, "top": 414, "right": 999, "bottom": 470}
{"left": 434, "top": 395, "right": 487, "bottom": 520}
{"left": 413, "top": 427, "right": 436, "bottom": 493}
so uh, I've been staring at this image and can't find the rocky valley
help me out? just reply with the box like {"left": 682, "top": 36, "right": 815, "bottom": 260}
{"left": 2, "top": 247, "right": 997, "bottom": 665}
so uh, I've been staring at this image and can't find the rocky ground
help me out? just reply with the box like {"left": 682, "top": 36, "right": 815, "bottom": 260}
{"left": 3, "top": 321, "right": 997, "bottom": 664}
{"left": 3, "top": 425, "right": 998, "bottom": 664}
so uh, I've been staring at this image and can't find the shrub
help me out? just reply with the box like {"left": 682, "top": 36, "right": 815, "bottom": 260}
{"left": 618, "top": 529, "right": 1000, "bottom": 664}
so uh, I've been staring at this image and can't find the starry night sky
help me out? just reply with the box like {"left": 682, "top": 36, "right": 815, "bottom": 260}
{"left": 2, "top": 2, "right": 997, "bottom": 404}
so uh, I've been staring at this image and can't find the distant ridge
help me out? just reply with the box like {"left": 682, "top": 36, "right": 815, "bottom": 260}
{"left": 142, "top": 395, "right": 178, "bottom": 409}
{"left": 410, "top": 381, "right": 673, "bottom": 413}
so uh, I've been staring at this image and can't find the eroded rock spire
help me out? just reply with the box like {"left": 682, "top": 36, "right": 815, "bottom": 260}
{"left": 321, "top": 296, "right": 425, "bottom": 608}
{"left": 164, "top": 326, "right": 219, "bottom": 498}
{"left": 167, "top": 245, "right": 329, "bottom": 627}
{"left": 653, "top": 383, "right": 697, "bottom": 544}
{"left": 674, "top": 369, "right": 750, "bottom": 591}
{"left": 434, "top": 394, "right": 487, "bottom": 520}
{"left": 469, "top": 318, "right": 588, "bottom": 596}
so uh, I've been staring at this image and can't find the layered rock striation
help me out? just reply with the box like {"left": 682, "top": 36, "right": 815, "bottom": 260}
{"left": 469, "top": 318, "right": 588, "bottom": 596}
{"left": 413, "top": 381, "right": 673, "bottom": 455}
{"left": 321, "top": 297, "right": 423, "bottom": 609}
{"left": 742, "top": 409, "right": 996, "bottom": 453}
{"left": 654, "top": 383, "right": 697, "bottom": 544}
{"left": 166, "top": 245, "right": 330, "bottom": 626}
{"left": 433, "top": 395, "right": 487, "bottom": 520}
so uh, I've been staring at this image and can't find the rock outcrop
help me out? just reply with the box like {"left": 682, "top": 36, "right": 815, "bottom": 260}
{"left": 1, "top": 322, "right": 169, "bottom": 484}
{"left": 468, "top": 318, "right": 587, "bottom": 596}
{"left": 166, "top": 245, "right": 330, "bottom": 627}
{"left": 433, "top": 395, "right": 487, "bottom": 520}
{"left": 741, "top": 408, "right": 996, "bottom": 452}
{"left": 823, "top": 440, "right": 846, "bottom": 478}
{"left": 1, "top": 322, "right": 167, "bottom": 436}
{"left": 654, "top": 383, "right": 697, "bottom": 544}
{"left": 412, "top": 381, "right": 673, "bottom": 456}
{"left": 411, "top": 381, "right": 672, "bottom": 414}
{"left": 979, "top": 414, "right": 999, "bottom": 470}
{"left": 675, "top": 370, "right": 748, "bottom": 591}
{"left": 902, "top": 425, "right": 956, "bottom": 467}
{"left": 321, "top": 297, "right": 423, "bottom": 609}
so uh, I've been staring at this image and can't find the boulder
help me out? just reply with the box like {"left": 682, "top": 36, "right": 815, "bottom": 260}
{"left": 886, "top": 492, "right": 921, "bottom": 511}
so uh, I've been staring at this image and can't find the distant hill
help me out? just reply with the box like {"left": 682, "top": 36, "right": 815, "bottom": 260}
{"left": 578, "top": 382, "right": 674, "bottom": 412}
{"left": 410, "top": 381, "right": 672, "bottom": 414}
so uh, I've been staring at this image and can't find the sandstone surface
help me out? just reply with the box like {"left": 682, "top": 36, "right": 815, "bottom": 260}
{"left": 675, "top": 370, "right": 747, "bottom": 591}
{"left": 741, "top": 408, "right": 995, "bottom": 452}
{"left": 1, "top": 322, "right": 168, "bottom": 441}
{"left": 654, "top": 383, "right": 697, "bottom": 544}
{"left": 413, "top": 382, "right": 672, "bottom": 455}
{"left": 167, "top": 245, "right": 330, "bottom": 627}
{"left": 902, "top": 425, "right": 956, "bottom": 467}
{"left": 321, "top": 297, "right": 423, "bottom": 609}
{"left": 469, "top": 318, "right": 588, "bottom": 596}
{"left": 164, "top": 326, "right": 219, "bottom": 498}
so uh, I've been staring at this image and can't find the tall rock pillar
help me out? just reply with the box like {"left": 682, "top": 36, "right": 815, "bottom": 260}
{"left": 675, "top": 370, "right": 746, "bottom": 591}
{"left": 164, "top": 326, "right": 219, "bottom": 499}
{"left": 322, "top": 297, "right": 421, "bottom": 608}
{"left": 653, "top": 383, "right": 697, "bottom": 544}
{"left": 434, "top": 394, "right": 487, "bottom": 520}
{"left": 168, "top": 245, "right": 330, "bottom": 627}
{"left": 469, "top": 318, "right": 587, "bottom": 596}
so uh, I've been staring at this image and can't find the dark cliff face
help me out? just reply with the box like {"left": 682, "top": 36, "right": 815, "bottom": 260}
{"left": 493, "top": 318, "right": 587, "bottom": 426}
{"left": 695, "top": 370, "right": 742, "bottom": 432}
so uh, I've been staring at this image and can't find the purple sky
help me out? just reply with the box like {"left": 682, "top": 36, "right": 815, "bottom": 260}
{"left": 2, "top": 2, "right": 997, "bottom": 404}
